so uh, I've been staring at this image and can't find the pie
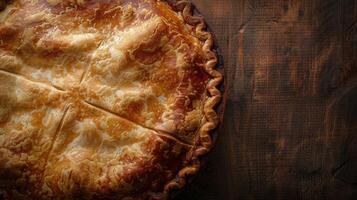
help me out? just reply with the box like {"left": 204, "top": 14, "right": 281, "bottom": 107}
{"left": 0, "top": 0, "right": 222, "bottom": 199}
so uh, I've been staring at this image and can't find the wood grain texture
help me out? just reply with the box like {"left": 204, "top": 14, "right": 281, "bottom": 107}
{"left": 174, "top": 0, "right": 357, "bottom": 200}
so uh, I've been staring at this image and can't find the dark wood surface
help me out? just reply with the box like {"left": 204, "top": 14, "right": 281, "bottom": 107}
{"left": 175, "top": 0, "right": 357, "bottom": 200}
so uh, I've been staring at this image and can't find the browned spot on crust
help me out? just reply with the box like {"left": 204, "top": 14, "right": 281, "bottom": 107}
{"left": 31, "top": 111, "right": 45, "bottom": 127}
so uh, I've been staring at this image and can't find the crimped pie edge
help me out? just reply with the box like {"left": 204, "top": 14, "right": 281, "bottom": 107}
{"left": 159, "top": 0, "right": 223, "bottom": 199}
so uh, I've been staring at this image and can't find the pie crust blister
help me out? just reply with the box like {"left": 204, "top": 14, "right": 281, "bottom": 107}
{"left": 0, "top": 0, "right": 222, "bottom": 199}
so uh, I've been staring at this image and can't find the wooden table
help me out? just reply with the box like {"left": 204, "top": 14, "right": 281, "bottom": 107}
{"left": 175, "top": 0, "right": 357, "bottom": 199}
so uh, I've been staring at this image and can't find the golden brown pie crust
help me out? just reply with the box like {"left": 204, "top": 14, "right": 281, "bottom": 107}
{"left": 0, "top": 0, "right": 222, "bottom": 199}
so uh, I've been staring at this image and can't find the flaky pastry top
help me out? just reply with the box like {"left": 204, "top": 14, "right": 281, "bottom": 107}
{"left": 0, "top": 0, "right": 222, "bottom": 199}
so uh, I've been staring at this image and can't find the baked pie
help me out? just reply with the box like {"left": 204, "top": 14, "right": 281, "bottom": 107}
{"left": 0, "top": 0, "right": 222, "bottom": 199}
